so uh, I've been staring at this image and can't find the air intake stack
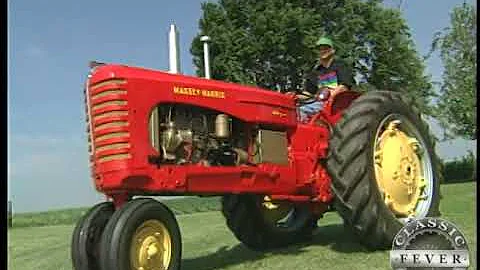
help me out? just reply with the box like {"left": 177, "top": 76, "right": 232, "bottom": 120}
{"left": 168, "top": 24, "right": 181, "bottom": 74}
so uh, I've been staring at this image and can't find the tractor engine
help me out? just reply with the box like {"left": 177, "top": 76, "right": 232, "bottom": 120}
{"left": 151, "top": 104, "right": 249, "bottom": 166}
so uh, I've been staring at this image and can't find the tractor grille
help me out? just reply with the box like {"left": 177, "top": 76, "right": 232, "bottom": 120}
{"left": 85, "top": 78, "right": 131, "bottom": 164}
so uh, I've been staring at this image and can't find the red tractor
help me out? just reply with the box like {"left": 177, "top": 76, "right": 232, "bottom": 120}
{"left": 71, "top": 62, "right": 441, "bottom": 270}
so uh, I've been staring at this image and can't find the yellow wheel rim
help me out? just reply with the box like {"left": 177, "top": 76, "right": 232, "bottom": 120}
{"left": 373, "top": 115, "right": 433, "bottom": 219}
{"left": 130, "top": 220, "right": 172, "bottom": 270}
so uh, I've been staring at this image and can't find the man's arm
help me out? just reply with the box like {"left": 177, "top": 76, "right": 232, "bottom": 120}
{"left": 336, "top": 61, "right": 354, "bottom": 90}
{"left": 304, "top": 71, "right": 318, "bottom": 94}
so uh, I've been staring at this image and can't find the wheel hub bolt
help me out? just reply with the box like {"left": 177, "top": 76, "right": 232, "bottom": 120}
{"left": 147, "top": 244, "right": 158, "bottom": 258}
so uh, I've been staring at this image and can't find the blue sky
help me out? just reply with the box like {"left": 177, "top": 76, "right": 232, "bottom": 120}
{"left": 8, "top": 0, "right": 476, "bottom": 213}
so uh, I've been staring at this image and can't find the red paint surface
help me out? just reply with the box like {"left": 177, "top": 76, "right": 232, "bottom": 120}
{"left": 85, "top": 64, "right": 361, "bottom": 208}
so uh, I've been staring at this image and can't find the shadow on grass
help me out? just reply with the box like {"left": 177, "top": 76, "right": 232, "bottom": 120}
{"left": 182, "top": 244, "right": 267, "bottom": 270}
{"left": 181, "top": 224, "right": 369, "bottom": 270}
{"left": 309, "top": 224, "right": 369, "bottom": 253}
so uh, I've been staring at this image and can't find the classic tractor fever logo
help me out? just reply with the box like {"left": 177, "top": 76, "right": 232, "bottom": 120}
{"left": 390, "top": 217, "right": 470, "bottom": 269}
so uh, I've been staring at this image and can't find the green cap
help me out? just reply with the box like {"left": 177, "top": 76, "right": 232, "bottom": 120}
{"left": 316, "top": 37, "right": 334, "bottom": 48}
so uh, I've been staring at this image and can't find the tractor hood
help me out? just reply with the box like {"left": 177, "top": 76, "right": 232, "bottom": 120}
{"left": 87, "top": 64, "right": 297, "bottom": 127}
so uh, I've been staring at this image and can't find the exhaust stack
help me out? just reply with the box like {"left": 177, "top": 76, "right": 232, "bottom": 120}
{"left": 168, "top": 24, "right": 181, "bottom": 74}
{"left": 200, "top": 35, "right": 211, "bottom": 79}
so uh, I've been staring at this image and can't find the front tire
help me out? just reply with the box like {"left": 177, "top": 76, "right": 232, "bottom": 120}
{"left": 99, "top": 198, "right": 182, "bottom": 270}
{"left": 71, "top": 202, "right": 115, "bottom": 270}
{"left": 326, "top": 91, "right": 441, "bottom": 250}
{"left": 221, "top": 194, "right": 317, "bottom": 250}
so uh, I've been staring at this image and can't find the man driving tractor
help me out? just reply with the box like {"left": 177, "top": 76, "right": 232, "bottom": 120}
{"left": 294, "top": 36, "right": 354, "bottom": 121}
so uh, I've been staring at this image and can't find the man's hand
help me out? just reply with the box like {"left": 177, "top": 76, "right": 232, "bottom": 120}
{"left": 284, "top": 91, "right": 297, "bottom": 97}
{"left": 297, "top": 91, "right": 315, "bottom": 100}
{"left": 284, "top": 90, "right": 314, "bottom": 101}
{"left": 318, "top": 85, "right": 348, "bottom": 98}
{"left": 331, "top": 85, "right": 348, "bottom": 96}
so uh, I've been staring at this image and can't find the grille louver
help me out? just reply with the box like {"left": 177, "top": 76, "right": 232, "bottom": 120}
{"left": 86, "top": 78, "right": 131, "bottom": 164}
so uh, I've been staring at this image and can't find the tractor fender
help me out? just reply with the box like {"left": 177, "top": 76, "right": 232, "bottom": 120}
{"left": 315, "top": 90, "right": 362, "bottom": 125}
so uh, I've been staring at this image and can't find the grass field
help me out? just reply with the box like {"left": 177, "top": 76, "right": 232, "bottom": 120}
{"left": 8, "top": 182, "right": 476, "bottom": 270}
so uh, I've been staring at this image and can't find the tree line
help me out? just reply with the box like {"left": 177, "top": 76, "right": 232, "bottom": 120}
{"left": 442, "top": 151, "right": 476, "bottom": 183}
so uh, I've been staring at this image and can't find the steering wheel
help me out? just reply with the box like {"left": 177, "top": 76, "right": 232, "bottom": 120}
{"left": 286, "top": 87, "right": 333, "bottom": 106}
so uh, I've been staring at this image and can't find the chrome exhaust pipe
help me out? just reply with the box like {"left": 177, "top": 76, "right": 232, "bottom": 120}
{"left": 168, "top": 24, "right": 181, "bottom": 74}
{"left": 200, "top": 35, "right": 211, "bottom": 79}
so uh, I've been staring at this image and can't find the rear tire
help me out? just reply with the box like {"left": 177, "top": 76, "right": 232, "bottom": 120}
{"left": 71, "top": 202, "right": 114, "bottom": 270}
{"left": 99, "top": 198, "right": 182, "bottom": 270}
{"left": 326, "top": 91, "right": 441, "bottom": 250}
{"left": 221, "top": 194, "right": 317, "bottom": 250}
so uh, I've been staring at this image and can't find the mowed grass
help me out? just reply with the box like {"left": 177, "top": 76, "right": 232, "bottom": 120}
{"left": 8, "top": 182, "right": 476, "bottom": 270}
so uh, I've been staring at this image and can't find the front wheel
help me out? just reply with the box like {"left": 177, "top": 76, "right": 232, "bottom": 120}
{"left": 99, "top": 198, "right": 182, "bottom": 270}
{"left": 326, "top": 90, "right": 441, "bottom": 250}
{"left": 71, "top": 202, "right": 114, "bottom": 270}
